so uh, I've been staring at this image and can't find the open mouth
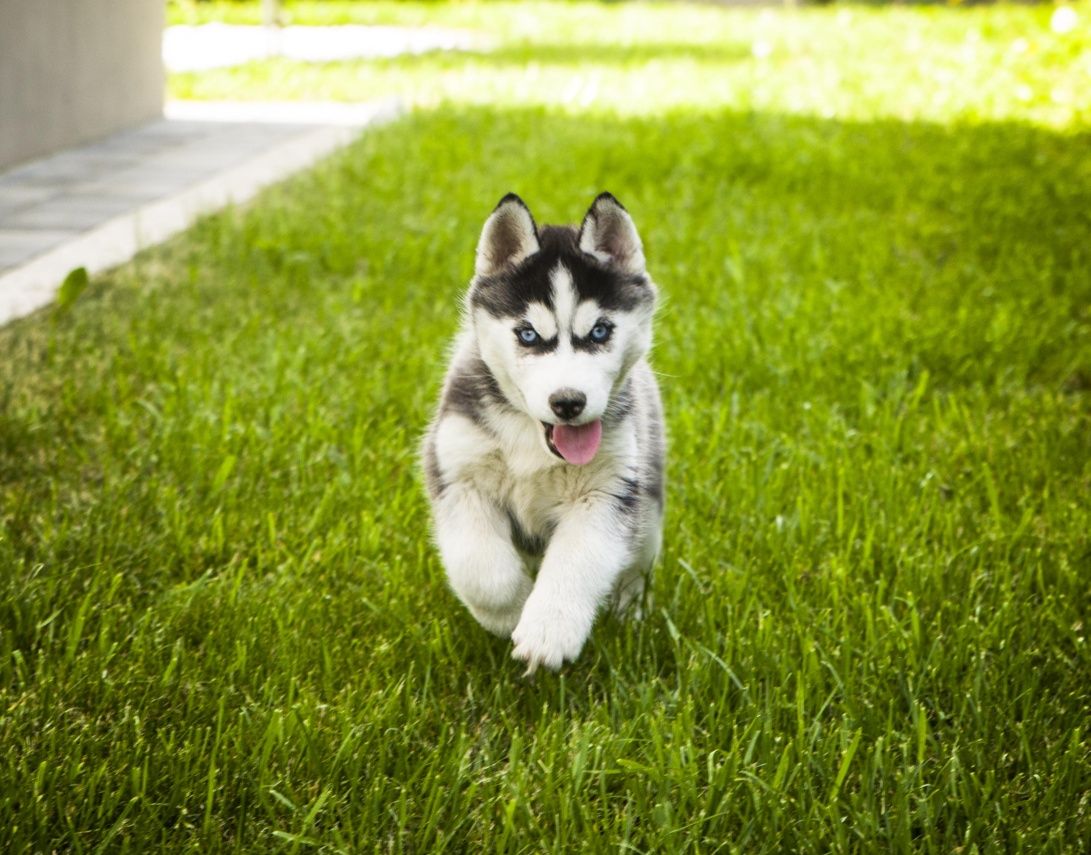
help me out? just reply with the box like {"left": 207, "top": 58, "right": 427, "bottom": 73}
{"left": 543, "top": 419, "right": 603, "bottom": 466}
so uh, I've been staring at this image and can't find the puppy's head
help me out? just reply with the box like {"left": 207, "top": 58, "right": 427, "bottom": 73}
{"left": 468, "top": 193, "right": 657, "bottom": 464}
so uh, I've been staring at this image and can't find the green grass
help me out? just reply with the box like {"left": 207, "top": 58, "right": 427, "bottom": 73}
{"left": 4, "top": 1, "right": 1091, "bottom": 851}
{"left": 170, "top": 2, "right": 1091, "bottom": 128}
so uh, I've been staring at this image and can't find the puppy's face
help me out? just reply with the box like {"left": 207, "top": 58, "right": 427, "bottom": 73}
{"left": 468, "top": 194, "right": 656, "bottom": 464}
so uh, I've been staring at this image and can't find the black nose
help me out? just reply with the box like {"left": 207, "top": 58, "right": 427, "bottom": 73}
{"left": 549, "top": 389, "right": 586, "bottom": 421}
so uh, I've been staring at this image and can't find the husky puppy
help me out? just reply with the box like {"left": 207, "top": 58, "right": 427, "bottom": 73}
{"left": 422, "top": 193, "right": 665, "bottom": 673}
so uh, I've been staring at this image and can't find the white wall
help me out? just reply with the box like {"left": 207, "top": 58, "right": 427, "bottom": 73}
{"left": 0, "top": 0, "right": 165, "bottom": 170}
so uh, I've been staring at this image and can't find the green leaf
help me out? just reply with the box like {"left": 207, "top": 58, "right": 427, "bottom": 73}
{"left": 55, "top": 266, "right": 89, "bottom": 312}
{"left": 829, "top": 728, "right": 863, "bottom": 802}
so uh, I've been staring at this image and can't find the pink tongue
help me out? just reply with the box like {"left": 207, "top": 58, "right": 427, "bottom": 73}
{"left": 552, "top": 419, "right": 603, "bottom": 465}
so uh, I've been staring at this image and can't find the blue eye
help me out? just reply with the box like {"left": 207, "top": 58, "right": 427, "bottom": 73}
{"left": 589, "top": 322, "right": 612, "bottom": 343}
{"left": 517, "top": 327, "right": 539, "bottom": 346}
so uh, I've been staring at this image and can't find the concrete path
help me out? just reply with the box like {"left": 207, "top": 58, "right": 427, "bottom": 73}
{"left": 0, "top": 99, "right": 401, "bottom": 324}
{"left": 164, "top": 24, "right": 486, "bottom": 71}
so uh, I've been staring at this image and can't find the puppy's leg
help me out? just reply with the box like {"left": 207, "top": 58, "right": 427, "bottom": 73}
{"left": 611, "top": 564, "right": 649, "bottom": 619}
{"left": 434, "top": 484, "right": 532, "bottom": 636}
{"left": 612, "top": 516, "right": 662, "bottom": 618}
{"left": 511, "top": 500, "right": 632, "bottom": 673}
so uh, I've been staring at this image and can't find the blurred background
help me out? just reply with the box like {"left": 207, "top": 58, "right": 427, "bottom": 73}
{"left": 2, "top": 0, "right": 1088, "bottom": 172}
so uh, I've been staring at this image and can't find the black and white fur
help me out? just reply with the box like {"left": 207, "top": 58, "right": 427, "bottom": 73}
{"left": 422, "top": 193, "right": 665, "bottom": 673}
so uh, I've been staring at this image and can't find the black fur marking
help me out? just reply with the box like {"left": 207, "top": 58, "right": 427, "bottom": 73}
{"left": 515, "top": 329, "right": 559, "bottom": 354}
{"left": 603, "top": 378, "right": 634, "bottom": 428}
{"left": 508, "top": 509, "right": 548, "bottom": 557}
{"left": 645, "top": 458, "right": 665, "bottom": 507}
{"left": 644, "top": 419, "right": 666, "bottom": 507}
{"left": 612, "top": 477, "right": 642, "bottom": 514}
{"left": 496, "top": 192, "right": 537, "bottom": 224}
{"left": 571, "top": 320, "right": 613, "bottom": 353}
{"left": 471, "top": 226, "right": 652, "bottom": 320}
{"left": 423, "top": 438, "right": 446, "bottom": 499}
{"left": 571, "top": 335, "right": 611, "bottom": 354}
{"left": 592, "top": 191, "right": 626, "bottom": 211}
{"left": 440, "top": 357, "right": 511, "bottom": 425}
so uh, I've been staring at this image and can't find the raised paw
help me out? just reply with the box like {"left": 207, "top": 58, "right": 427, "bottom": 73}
{"left": 510, "top": 598, "right": 593, "bottom": 675}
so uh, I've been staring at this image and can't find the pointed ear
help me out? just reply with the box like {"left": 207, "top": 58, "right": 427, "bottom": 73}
{"left": 578, "top": 192, "right": 646, "bottom": 275}
{"left": 474, "top": 193, "right": 540, "bottom": 277}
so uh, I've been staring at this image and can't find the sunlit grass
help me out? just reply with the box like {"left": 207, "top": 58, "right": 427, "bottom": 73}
{"left": 2, "top": 1, "right": 1090, "bottom": 851}
{"left": 169, "top": 1, "right": 1091, "bottom": 128}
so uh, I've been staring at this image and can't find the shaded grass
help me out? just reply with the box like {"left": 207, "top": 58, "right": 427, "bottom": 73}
{"left": 4, "top": 0, "right": 1091, "bottom": 851}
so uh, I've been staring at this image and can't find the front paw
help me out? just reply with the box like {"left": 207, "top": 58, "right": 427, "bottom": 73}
{"left": 510, "top": 599, "right": 593, "bottom": 674}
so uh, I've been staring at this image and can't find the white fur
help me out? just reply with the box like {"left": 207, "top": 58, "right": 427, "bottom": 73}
{"left": 425, "top": 196, "right": 663, "bottom": 674}
{"left": 431, "top": 362, "right": 659, "bottom": 671}
{"left": 573, "top": 300, "right": 601, "bottom": 338}
{"left": 524, "top": 301, "right": 558, "bottom": 341}
{"left": 471, "top": 272, "right": 633, "bottom": 429}
{"left": 434, "top": 481, "right": 532, "bottom": 636}
{"left": 435, "top": 413, "right": 495, "bottom": 482}
{"left": 549, "top": 264, "right": 578, "bottom": 331}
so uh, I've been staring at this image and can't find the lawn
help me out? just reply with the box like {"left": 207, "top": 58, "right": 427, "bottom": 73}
{"left": 3, "top": 1, "right": 1090, "bottom": 851}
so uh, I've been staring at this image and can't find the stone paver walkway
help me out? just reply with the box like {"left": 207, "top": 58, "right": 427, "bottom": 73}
{"left": 0, "top": 18, "right": 488, "bottom": 324}
{"left": 0, "top": 99, "right": 400, "bottom": 323}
